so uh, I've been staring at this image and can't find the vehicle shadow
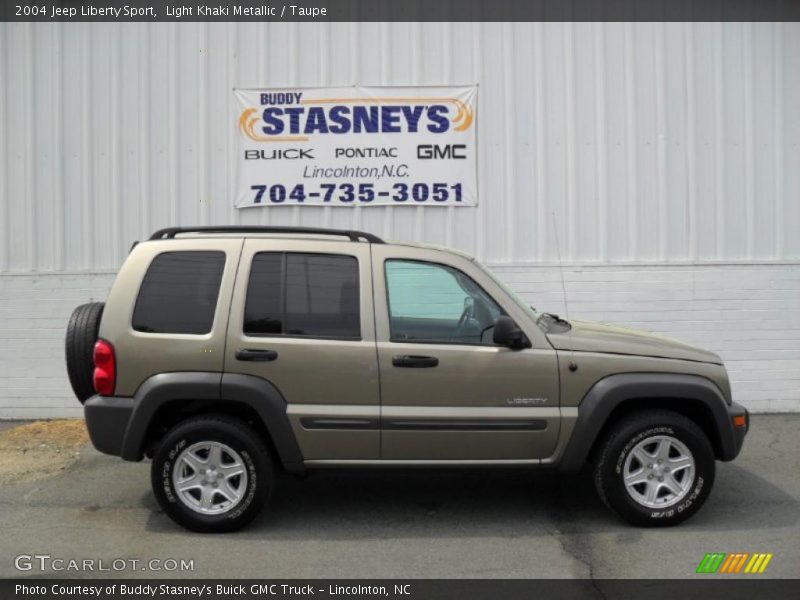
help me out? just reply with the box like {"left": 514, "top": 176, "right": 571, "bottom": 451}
{"left": 143, "top": 460, "right": 798, "bottom": 538}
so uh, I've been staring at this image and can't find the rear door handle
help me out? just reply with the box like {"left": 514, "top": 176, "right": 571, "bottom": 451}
{"left": 392, "top": 355, "right": 439, "bottom": 368}
{"left": 235, "top": 349, "right": 278, "bottom": 362}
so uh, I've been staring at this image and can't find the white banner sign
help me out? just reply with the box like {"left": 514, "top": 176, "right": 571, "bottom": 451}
{"left": 234, "top": 86, "right": 477, "bottom": 207}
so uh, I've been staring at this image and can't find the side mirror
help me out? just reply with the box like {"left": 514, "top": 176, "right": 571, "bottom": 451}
{"left": 493, "top": 315, "right": 529, "bottom": 350}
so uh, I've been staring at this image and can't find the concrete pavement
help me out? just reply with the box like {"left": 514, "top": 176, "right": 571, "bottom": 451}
{"left": 0, "top": 415, "right": 797, "bottom": 579}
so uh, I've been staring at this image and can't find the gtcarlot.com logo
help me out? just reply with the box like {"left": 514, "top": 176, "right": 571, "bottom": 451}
{"left": 14, "top": 554, "right": 194, "bottom": 572}
{"left": 696, "top": 552, "right": 773, "bottom": 574}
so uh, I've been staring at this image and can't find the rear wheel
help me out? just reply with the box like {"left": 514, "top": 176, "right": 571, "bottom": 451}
{"left": 151, "top": 415, "right": 273, "bottom": 533}
{"left": 65, "top": 302, "right": 104, "bottom": 403}
{"left": 594, "top": 410, "right": 715, "bottom": 526}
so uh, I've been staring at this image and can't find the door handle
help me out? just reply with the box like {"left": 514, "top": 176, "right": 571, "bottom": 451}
{"left": 235, "top": 349, "right": 278, "bottom": 362}
{"left": 392, "top": 355, "right": 439, "bottom": 368}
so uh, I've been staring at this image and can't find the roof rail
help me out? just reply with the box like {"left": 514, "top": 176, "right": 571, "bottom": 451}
{"left": 148, "top": 226, "right": 385, "bottom": 244}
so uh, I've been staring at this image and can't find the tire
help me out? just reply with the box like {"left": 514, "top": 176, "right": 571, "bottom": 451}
{"left": 151, "top": 415, "right": 274, "bottom": 533}
{"left": 65, "top": 302, "right": 105, "bottom": 404}
{"left": 593, "top": 409, "right": 715, "bottom": 527}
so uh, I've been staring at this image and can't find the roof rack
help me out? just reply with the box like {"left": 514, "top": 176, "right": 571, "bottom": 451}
{"left": 148, "top": 226, "right": 385, "bottom": 244}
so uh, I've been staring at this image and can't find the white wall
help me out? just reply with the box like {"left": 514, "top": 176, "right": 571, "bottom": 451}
{"left": 1, "top": 21, "right": 799, "bottom": 416}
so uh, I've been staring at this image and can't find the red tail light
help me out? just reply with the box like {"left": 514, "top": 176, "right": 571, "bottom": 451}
{"left": 93, "top": 339, "right": 116, "bottom": 396}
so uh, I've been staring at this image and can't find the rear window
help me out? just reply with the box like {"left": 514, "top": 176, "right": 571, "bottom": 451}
{"left": 244, "top": 252, "right": 360, "bottom": 339}
{"left": 132, "top": 251, "right": 225, "bottom": 334}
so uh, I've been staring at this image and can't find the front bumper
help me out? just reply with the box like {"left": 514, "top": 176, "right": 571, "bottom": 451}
{"left": 83, "top": 395, "right": 134, "bottom": 457}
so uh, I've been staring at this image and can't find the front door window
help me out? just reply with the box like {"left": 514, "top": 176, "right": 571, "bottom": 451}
{"left": 385, "top": 260, "right": 503, "bottom": 345}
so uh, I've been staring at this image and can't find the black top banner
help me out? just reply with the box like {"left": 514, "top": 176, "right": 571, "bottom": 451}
{"left": 2, "top": 0, "right": 800, "bottom": 22}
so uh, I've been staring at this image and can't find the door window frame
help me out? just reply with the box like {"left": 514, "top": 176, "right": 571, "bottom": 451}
{"left": 243, "top": 251, "right": 362, "bottom": 341}
{"left": 382, "top": 258, "right": 506, "bottom": 347}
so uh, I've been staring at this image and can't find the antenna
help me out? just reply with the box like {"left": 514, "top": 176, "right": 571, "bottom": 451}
{"left": 551, "top": 211, "right": 578, "bottom": 372}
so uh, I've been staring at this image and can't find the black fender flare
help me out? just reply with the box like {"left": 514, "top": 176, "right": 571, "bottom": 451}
{"left": 221, "top": 372, "right": 304, "bottom": 472}
{"left": 558, "top": 372, "right": 738, "bottom": 472}
{"left": 120, "top": 372, "right": 303, "bottom": 473}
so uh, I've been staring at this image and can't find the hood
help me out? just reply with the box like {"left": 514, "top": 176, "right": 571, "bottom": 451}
{"left": 545, "top": 319, "right": 723, "bottom": 365}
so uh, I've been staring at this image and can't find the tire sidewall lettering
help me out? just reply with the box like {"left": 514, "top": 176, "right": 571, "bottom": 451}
{"left": 161, "top": 438, "right": 187, "bottom": 504}
{"left": 226, "top": 450, "right": 258, "bottom": 520}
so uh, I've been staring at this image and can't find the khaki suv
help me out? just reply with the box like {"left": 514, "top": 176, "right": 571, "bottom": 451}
{"left": 65, "top": 226, "right": 748, "bottom": 532}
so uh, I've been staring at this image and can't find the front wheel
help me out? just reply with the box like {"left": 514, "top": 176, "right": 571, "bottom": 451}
{"left": 593, "top": 410, "right": 715, "bottom": 527}
{"left": 151, "top": 415, "right": 273, "bottom": 532}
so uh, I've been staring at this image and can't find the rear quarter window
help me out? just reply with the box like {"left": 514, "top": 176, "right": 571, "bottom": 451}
{"left": 132, "top": 251, "right": 225, "bottom": 334}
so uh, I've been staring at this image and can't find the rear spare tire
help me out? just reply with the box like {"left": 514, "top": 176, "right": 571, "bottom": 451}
{"left": 65, "top": 302, "right": 105, "bottom": 403}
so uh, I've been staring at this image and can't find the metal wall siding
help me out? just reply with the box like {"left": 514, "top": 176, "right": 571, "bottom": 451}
{"left": 2, "top": 22, "right": 800, "bottom": 418}
{"left": 0, "top": 22, "right": 799, "bottom": 272}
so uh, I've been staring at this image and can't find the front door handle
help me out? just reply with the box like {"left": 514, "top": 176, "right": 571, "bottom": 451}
{"left": 392, "top": 355, "right": 439, "bottom": 368}
{"left": 235, "top": 349, "right": 278, "bottom": 362}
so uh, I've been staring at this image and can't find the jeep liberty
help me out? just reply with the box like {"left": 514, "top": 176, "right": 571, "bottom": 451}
{"left": 65, "top": 227, "right": 749, "bottom": 532}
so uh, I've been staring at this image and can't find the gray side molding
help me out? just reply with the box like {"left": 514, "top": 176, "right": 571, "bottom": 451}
{"left": 120, "top": 372, "right": 304, "bottom": 474}
{"left": 558, "top": 372, "right": 736, "bottom": 472}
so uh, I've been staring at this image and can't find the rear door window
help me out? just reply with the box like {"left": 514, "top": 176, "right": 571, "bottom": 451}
{"left": 132, "top": 251, "right": 225, "bottom": 334}
{"left": 244, "top": 253, "right": 360, "bottom": 339}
